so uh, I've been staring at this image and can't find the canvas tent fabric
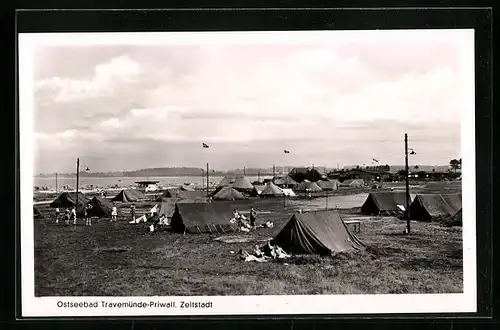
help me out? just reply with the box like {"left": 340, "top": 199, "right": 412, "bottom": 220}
{"left": 180, "top": 185, "right": 195, "bottom": 191}
{"left": 231, "top": 176, "right": 255, "bottom": 192}
{"left": 409, "top": 193, "right": 462, "bottom": 221}
{"left": 33, "top": 206, "right": 42, "bottom": 218}
{"left": 317, "top": 179, "right": 339, "bottom": 191}
{"left": 213, "top": 186, "right": 246, "bottom": 201}
{"left": 86, "top": 196, "right": 115, "bottom": 217}
{"left": 259, "top": 182, "right": 284, "bottom": 197}
{"left": 170, "top": 202, "right": 238, "bottom": 234}
{"left": 111, "top": 189, "right": 147, "bottom": 202}
{"left": 340, "top": 179, "right": 364, "bottom": 187}
{"left": 281, "top": 188, "right": 296, "bottom": 197}
{"left": 361, "top": 191, "right": 408, "bottom": 215}
{"left": 158, "top": 198, "right": 208, "bottom": 219}
{"left": 158, "top": 188, "right": 206, "bottom": 200}
{"left": 273, "top": 175, "right": 298, "bottom": 187}
{"left": 448, "top": 209, "right": 462, "bottom": 226}
{"left": 217, "top": 176, "right": 235, "bottom": 188}
{"left": 295, "top": 180, "right": 322, "bottom": 192}
{"left": 269, "top": 210, "right": 365, "bottom": 255}
{"left": 252, "top": 185, "right": 266, "bottom": 195}
{"left": 50, "top": 192, "right": 90, "bottom": 208}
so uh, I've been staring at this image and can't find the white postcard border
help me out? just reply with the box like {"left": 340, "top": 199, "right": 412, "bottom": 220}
{"left": 19, "top": 30, "right": 477, "bottom": 317}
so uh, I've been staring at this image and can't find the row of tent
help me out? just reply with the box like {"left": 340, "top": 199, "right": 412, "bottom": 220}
{"left": 47, "top": 192, "right": 117, "bottom": 218}
{"left": 218, "top": 175, "right": 363, "bottom": 190}
{"left": 50, "top": 190, "right": 149, "bottom": 209}
{"left": 164, "top": 200, "right": 364, "bottom": 255}
{"left": 360, "top": 191, "right": 462, "bottom": 222}
{"left": 217, "top": 175, "right": 344, "bottom": 194}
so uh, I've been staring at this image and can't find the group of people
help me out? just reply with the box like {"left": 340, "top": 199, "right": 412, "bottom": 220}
{"left": 55, "top": 204, "right": 94, "bottom": 226}
{"left": 239, "top": 242, "right": 291, "bottom": 262}
{"left": 231, "top": 208, "right": 257, "bottom": 231}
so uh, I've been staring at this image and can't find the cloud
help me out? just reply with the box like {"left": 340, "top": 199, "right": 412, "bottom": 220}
{"left": 31, "top": 33, "right": 469, "bottom": 173}
{"left": 35, "top": 55, "right": 142, "bottom": 103}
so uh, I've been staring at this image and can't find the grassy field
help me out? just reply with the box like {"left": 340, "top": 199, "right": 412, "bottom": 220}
{"left": 33, "top": 181, "right": 463, "bottom": 296}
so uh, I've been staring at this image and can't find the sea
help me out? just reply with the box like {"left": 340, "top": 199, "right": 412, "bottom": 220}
{"left": 33, "top": 175, "right": 274, "bottom": 191}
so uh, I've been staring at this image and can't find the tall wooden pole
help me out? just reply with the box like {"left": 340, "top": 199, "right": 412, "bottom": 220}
{"left": 258, "top": 171, "right": 260, "bottom": 183}
{"left": 243, "top": 167, "right": 246, "bottom": 176}
{"left": 325, "top": 165, "right": 328, "bottom": 210}
{"left": 55, "top": 172, "right": 58, "bottom": 193}
{"left": 405, "top": 133, "right": 411, "bottom": 234}
{"left": 76, "top": 158, "right": 80, "bottom": 217}
{"left": 206, "top": 163, "right": 209, "bottom": 198}
{"left": 273, "top": 164, "right": 275, "bottom": 178}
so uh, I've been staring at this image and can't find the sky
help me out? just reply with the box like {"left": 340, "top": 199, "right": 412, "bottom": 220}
{"left": 27, "top": 30, "right": 473, "bottom": 174}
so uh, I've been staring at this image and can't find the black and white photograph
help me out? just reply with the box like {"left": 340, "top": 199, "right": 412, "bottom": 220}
{"left": 20, "top": 29, "right": 476, "bottom": 317}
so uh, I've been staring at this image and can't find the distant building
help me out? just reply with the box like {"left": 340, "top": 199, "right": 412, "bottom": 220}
{"left": 288, "top": 167, "right": 323, "bottom": 182}
{"left": 328, "top": 168, "right": 390, "bottom": 182}
{"left": 135, "top": 181, "right": 160, "bottom": 192}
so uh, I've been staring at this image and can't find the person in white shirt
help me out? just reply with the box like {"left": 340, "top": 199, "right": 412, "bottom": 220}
{"left": 111, "top": 204, "right": 117, "bottom": 222}
{"left": 55, "top": 207, "right": 60, "bottom": 223}
{"left": 71, "top": 207, "right": 77, "bottom": 225}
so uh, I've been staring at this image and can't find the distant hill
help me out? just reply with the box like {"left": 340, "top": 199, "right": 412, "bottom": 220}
{"left": 36, "top": 164, "right": 453, "bottom": 177}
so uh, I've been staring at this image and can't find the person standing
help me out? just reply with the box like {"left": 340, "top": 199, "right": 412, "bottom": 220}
{"left": 130, "top": 203, "right": 136, "bottom": 222}
{"left": 250, "top": 207, "right": 257, "bottom": 228}
{"left": 71, "top": 206, "right": 77, "bottom": 225}
{"left": 55, "top": 207, "right": 60, "bottom": 224}
{"left": 85, "top": 204, "right": 93, "bottom": 226}
{"left": 111, "top": 204, "right": 117, "bottom": 222}
{"left": 64, "top": 208, "right": 71, "bottom": 225}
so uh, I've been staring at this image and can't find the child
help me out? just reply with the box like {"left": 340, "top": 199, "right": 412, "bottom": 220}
{"left": 64, "top": 208, "right": 71, "bottom": 225}
{"left": 250, "top": 207, "right": 257, "bottom": 228}
{"left": 85, "top": 204, "right": 93, "bottom": 226}
{"left": 55, "top": 207, "right": 60, "bottom": 224}
{"left": 111, "top": 204, "right": 117, "bottom": 222}
{"left": 130, "top": 203, "right": 136, "bottom": 222}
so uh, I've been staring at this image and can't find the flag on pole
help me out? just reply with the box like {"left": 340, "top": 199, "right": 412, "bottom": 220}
{"left": 202, "top": 143, "right": 209, "bottom": 148}
{"left": 85, "top": 167, "right": 90, "bottom": 172}
{"left": 372, "top": 158, "right": 379, "bottom": 163}
{"left": 284, "top": 150, "right": 290, "bottom": 154}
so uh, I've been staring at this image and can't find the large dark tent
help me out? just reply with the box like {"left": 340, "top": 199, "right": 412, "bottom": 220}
{"left": 158, "top": 198, "right": 208, "bottom": 219}
{"left": 170, "top": 202, "right": 238, "bottom": 234}
{"left": 111, "top": 189, "right": 147, "bottom": 202}
{"left": 270, "top": 210, "right": 365, "bottom": 255}
{"left": 86, "top": 196, "right": 115, "bottom": 217}
{"left": 50, "top": 192, "right": 89, "bottom": 208}
{"left": 213, "top": 186, "right": 246, "bottom": 201}
{"left": 259, "top": 181, "right": 284, "bottom": 197}
{"left": 361, "top": 191, "right": 408, "bottom": 215}
{"left": 409, "top": 193, "right": 462, "bottom": 221}
{"left": 33, "top": 206, "right": 42, "bottom": 218}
